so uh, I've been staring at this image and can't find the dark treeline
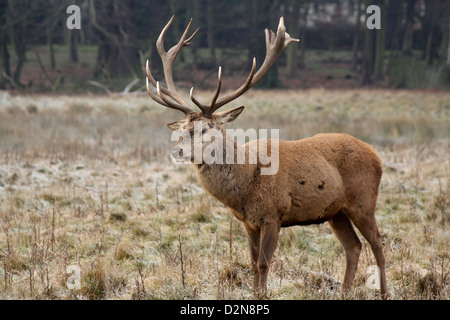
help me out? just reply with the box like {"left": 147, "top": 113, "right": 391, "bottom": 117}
{"left": 0, "top": 0, "right": 449, "bottom": 91}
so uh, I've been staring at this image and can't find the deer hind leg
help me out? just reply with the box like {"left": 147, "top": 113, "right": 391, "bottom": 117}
{"left": 329, "top": 210, "right": 362, "bottom": 293}
{"left": 347, "top": 206, "right": 388, "bottom": 299}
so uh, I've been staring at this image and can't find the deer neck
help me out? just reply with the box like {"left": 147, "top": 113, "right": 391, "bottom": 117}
{"left": 194, "top": 131, "right": 256, "bottom": 212}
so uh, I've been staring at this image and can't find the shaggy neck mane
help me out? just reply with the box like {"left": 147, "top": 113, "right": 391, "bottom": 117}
{"left": 194, "top": 131, "right": 257, "bottom": 211}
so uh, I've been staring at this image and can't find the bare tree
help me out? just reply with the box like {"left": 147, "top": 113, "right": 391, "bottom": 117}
{"left": 3, "top": 0, "right": 33, "bottom": 87}
{"left": 89, "top": 0, "right": 140, "bottom": 79}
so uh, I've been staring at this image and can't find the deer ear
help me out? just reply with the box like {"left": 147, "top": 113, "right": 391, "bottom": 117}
{"left": 216, "top": 106, "right": 245, "bottom": 124}
{"left": 167, "top": 120, "right": 185, "bottom": 131}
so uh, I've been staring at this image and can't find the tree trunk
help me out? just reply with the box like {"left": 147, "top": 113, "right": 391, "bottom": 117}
{"left": 247, "top": 0, "right": 258, "bottom": 68}
{"left": 206, "top": 0, "right": 216, "bottom": 65}
{"left": 439, "top": 1, "right": 450, "bottom": 64}
{"left": 47, "top": 28, "right": 56, "bottom": 69}
{"left": 286, "top": 0, "right": 300, "bottom": 77}
{"left": 68, "top": 29, "right": 79, "bottom": 64}
{"left": 0, "top": 34, "right": 10, "bottom": 77}
{"left": 8, "top": 13, "right": 28, "bottom": 86}
{"left": 0, "top": 35, "right": 9, "bottom": 88}
{"left": 0, "top": 0, "right": 10, "bottom": 83}
{"left": 362, "top": 29, "right": 374, "bottom": 84}
{"left": 351, "top": 0, "right": 362, "bottom": 71}
{"left": 374, "top": 0, "right": 386, "bottom": 80}
{"left": 447, "top": 20, "right": 450, "bottom": 65}
{"left": 422, "top": 0, "right": 443, "bottom": 66}
{"left": 256, "top": 0, "right": 283, "bottom": 88}
{"left": 401, "top": 0, "right": 416, "bottom": 55}
{"left": 188, "top": 0, "right": 199, "bottom": 64}
{"left": 387, "top": 0, "right": 402, "bottom": 57}
{"left": 13, "top": 49, "right": 26, "bottom": 86}
{"left": 298, "top": 1, "right": 309, "bottom": 71}
{"left": 362, "top": 0, "right": 375, "bottom": 85}
{"left": 424, "top": 29, "right": 434, "bottom": 65}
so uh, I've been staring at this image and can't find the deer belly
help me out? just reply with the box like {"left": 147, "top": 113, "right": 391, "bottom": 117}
{"left": 281, "top": 179, "right": 345, "bottom": 227}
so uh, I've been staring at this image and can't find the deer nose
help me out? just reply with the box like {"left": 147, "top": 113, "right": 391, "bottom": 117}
{"left": 171, "top": 148, "right": 183, "bottom": 159}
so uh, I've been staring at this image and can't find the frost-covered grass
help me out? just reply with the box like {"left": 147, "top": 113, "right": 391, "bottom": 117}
{"left": 0, "top": 89, "right": 448, "bottom": 299}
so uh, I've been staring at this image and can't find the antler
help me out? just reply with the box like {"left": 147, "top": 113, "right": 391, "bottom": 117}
{"left": 146, "top": 16, "right": 298, "bottom": 117}
{"left": 190, "top": 17, "right": 299, "bottom": 116}
{"left": 146, "top": 16, "right": 199, "bottom": 115}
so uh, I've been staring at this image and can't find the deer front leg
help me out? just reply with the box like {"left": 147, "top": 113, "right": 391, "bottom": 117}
{"left": 257, "top": 223, "right": 280, "bottom": 298}
{"left": 244, "top": 225, "right": 260, "bottom": 291}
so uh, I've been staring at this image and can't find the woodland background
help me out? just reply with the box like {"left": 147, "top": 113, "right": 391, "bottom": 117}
{"left": 0, "top": 0, "right": 450, "bottom": 92}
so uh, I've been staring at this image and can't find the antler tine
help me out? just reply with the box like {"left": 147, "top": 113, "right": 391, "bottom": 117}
{"left": 156, "top": 82, "right": 193, "bottom": 115}
{"left": 190, "top": 67, "right": 222, "bottom": 116}
{"left": 156, "top": 16, "right": 198, "bottom": 58}
{"left": 146, "top": 76, "right": 193, "bottom": 115}
{"left": 156, "top": 16, "right": 175, "bottom": 58}
{"left": 190, "top": 87, "right": 208, "bottom": 114}
{"left": 189, "top": 66, "right": 223, "bottom": 116}
{"left": 146, "top": 76, "right": 166, "bottom": 106}
{"left": 146, "top": 59, "right": 157, "bottom": 86}
{"left": 206, "top": 57, "right": 257, "bottom": 115}
{"left": 210, "top": 66, "right": 222, "bottom": 108}
{"left": 250, "top": 17, "right": 299, "bottom": 86}
{"left": 184, "top": 27, "right": 200, "bottom": 46}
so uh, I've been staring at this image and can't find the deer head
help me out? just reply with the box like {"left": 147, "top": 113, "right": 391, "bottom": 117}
{"left": 146, "top": 16, "right": 298, "bottom": 164}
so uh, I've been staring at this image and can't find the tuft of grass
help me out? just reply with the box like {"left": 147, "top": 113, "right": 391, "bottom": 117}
{"left": 81, "top": 261, "right": 108, "bottom": 299}
{"left": 114, "top": 238, "right": 134, "bottom": 261}
{"left": 434, "top": 179, "right": 449, "bottom": 225}
{"left": 109, "top": 212, "right": 127, "bottom": 223}
{"left": 132, "top": 226, "right": 149, "bottom": 238}
{"left": 191, "top": 202, "right": 212, "bottom": 223}
{"left": 68, "top": 103, "right": 92, "bottom": 115}
{"left": 416, "top": 272, "right": 444, "bottom": 298}
{"left": 26, "top": 105, "right": 38, "bottom": 114}
{"left": 1, "top": 253, "right": 28, "bottom": 273}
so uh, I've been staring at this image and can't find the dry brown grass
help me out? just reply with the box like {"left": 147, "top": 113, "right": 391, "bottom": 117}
{"left": 0, "top": 89, "right": 448, "bottom": 300}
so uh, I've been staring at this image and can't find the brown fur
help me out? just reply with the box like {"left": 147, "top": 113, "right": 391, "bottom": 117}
{"left": 169, "top": 110, "right": 388, "bottom": 299}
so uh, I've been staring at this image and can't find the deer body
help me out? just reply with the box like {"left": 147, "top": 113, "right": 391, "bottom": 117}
{"left": 196, "top": 134, "right": 352, "bottom": 228}
{"left": 146, "top": 16, "right": 388, "bottom": 298}
{"left": 196, "top": 132, "right": 382, "bottom": 228}
{"left": 193, "top": 131, "right": 386, "bottom": 296}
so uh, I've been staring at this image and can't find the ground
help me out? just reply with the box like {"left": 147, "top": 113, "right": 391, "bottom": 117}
{"left": 0, "top": 89, "right": 448, "bottom": 299}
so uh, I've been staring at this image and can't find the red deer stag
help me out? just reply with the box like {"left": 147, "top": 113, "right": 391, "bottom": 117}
{"left": 146, "top": 16, "right": 388, "bottom": 299}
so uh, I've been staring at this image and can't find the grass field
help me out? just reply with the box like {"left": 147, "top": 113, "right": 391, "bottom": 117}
{"left": 0, "top": 89, "right": 448, "bottom": 299}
